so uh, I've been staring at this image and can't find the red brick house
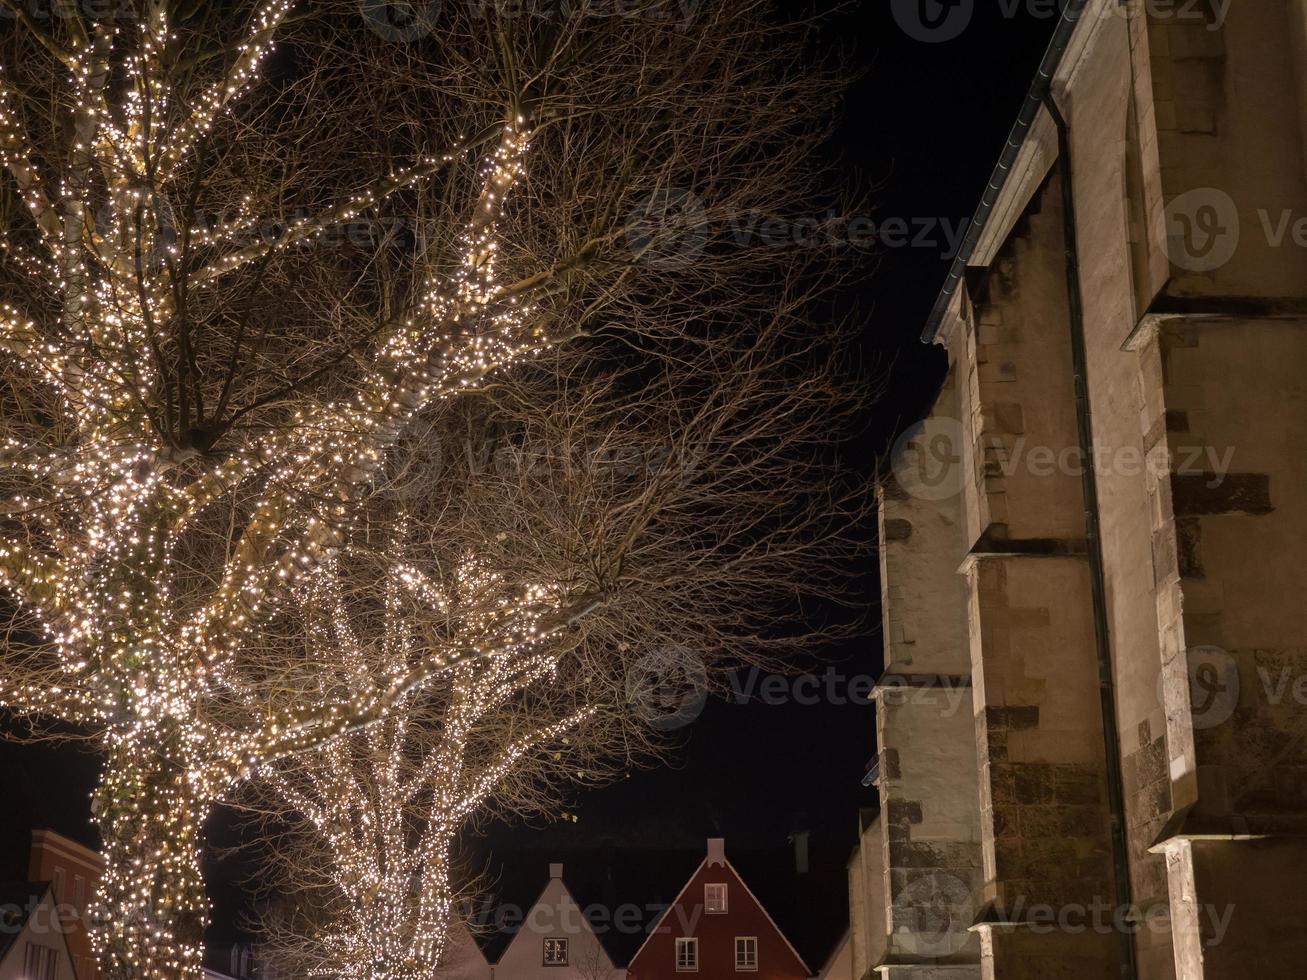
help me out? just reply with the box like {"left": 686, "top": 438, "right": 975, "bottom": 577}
{"left": 25, "top": 831, "right": 102, "bottom": 980}
{"left": 626, "top": 839, "right": 808, "bottom": 980}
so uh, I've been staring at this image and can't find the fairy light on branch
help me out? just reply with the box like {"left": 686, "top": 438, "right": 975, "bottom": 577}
{"left": 259, "top": 551, "right": 595, "bottom": 980}
{"left": 0, "top": 8, "right": 554, "bottom": 978}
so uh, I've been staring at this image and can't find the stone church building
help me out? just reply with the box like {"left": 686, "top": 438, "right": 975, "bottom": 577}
{"left": 854, "top": 1, "right": 1307, "bottom": 978}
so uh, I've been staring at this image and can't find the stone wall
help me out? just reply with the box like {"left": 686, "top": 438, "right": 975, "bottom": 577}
{"left": 864, "top": 4, "right": 1307, "bottom": 979}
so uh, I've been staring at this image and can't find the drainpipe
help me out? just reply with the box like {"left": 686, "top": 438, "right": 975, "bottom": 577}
{"left": 1042, "top": 89, "right": 1139, "bottom": 980}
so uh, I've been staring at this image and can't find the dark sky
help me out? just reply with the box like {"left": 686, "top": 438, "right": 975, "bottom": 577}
{"left": 455, "top": 3, "right": 1064, "bottom": 969}
{"left": 1, "top": 1, "right": 1063, "bottom": 972}
{"left": 452, "top": 3, "right": 1064, "bottom": 969}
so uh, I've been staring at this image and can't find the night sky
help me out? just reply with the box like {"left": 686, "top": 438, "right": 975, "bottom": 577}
{"left": 0, "top": 2, "right": 1063, "bottom": 973}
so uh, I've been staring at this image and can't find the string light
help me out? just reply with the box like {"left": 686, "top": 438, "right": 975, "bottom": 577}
{"left": 0, "top": 9, "right": 549, "bottom": 979}
{"left": 264, "top": 547, "right": 592, "bottom": 980}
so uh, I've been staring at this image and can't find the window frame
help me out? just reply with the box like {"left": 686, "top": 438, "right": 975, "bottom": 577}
{"left": 542, "top": 936, "right": 570, "bottom": 967}
{"left": 24, "top": 943, "right": 57, "bottom": 980}
{"left": 675, "top": 936, "right": 699, "bottom": 972}
{"left": 735, "top": 935, "right": 758, "bottom": 972}
{"left": 704, "top": 882, "right": 728, "bottom": 914}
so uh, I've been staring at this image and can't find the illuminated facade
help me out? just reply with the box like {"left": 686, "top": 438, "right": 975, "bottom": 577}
{"left": 856, "top": 1, "right": 1307, "bottom": 978}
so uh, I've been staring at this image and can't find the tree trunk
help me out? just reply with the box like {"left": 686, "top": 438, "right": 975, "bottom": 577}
{"left": 93, "top": 731, "right": 209, "bottom": 980}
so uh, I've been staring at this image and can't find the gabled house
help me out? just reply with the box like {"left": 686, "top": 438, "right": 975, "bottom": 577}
{"left": 627, "top": 839, "right": 808, "bottom": 980}
{"left": 441, "top": 917, "right": 492, "bottom": 979}
{"left": 27, "top": 831, "right": 102, "bottom": 980}
{"left": 814, "top": 932, "right": 850, "bottom": 980}
{"left": 0, "top": 882, "right": 78, "bottom": 980}
{"left": 492, "top": 864, "right": 622, "bottom": 980}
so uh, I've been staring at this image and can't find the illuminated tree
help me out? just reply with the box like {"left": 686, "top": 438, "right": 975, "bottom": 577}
{"left": 0, "top": 1, "right": 849, "bottom": 977}
{"left": 239, "top": 329, "right": 860, "bottom": 980}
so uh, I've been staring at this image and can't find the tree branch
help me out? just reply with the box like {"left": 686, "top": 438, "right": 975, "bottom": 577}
{"left": 0, "top": 73, "right": 63, "bottom": 252}
{"left": 0, "top": 0, "right": 73, "bottom": 67}
{"left": 193, "top": 140, "right": 489, "bottom": 283}
{"left": 211, "top": 590, "right": 606, "bottom": 784}
{"left": 156, "top": 0, "right": 297, "bottom": 182}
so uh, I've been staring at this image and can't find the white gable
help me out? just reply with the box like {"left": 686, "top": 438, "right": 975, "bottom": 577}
{"left": 492, "top": 871, "right": 622, "bottom": 980}
{"left": 0, "top": 888, "right": 78, "bottom": 980}
{"left": 439, "top": 917, "right": 491, "bottom": 979}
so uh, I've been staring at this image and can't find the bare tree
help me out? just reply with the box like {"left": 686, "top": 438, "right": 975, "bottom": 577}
{"left": 235, "top": 320, "right": 861, "bottom": 980}
{"left": 572, "top": 930, "right": 621, "bottom": 980}
{"left": 0, "top": 0, "right": 852, "bottom": 976}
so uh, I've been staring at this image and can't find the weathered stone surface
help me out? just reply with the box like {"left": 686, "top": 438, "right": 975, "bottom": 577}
{"left": 1170, "top": 472, "right": 1273, "bottom": 516}
{"left": 884, "top": 518, "right": 914, "bottom": 541}
{"left": 865, "top": 9, "right": 1307, "bottom": 977}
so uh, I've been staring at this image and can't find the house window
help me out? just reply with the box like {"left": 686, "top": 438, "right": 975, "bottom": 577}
{"left": 24, "top": 943, "right": 57, "bottom": 980}
{"left": 675, "top": 937, "right": 698, "bottom": 972}
{"left": 74, "top": 875, "right": 85, "bottom": 911}
{"left": 735, "top": 936, "right": 758, "bottom": 971}
{"left": 705, "top": 882, "right": 728, "bottom": 913}
{"left": 53, "top": 867, "right": 65, "bottom": 902}
{"left": 543, "top": 937, "right": 569, "bottom": 966}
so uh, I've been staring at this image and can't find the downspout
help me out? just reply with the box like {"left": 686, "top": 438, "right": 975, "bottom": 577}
{"left": 1042, "top": 89, "right": 1140, "bottom": 980}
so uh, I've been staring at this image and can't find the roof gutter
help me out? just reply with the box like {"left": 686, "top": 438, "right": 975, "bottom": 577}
{"left": 920, "top": 0, "right": 1089, "bottom": 344}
